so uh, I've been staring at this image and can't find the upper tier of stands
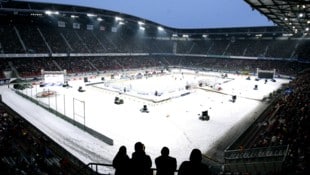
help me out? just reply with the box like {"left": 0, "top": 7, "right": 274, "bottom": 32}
{"left": 0, "top": 15, "right": 309, "bottom": 61}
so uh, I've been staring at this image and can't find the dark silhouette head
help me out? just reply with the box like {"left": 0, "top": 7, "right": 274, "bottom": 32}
{"left": 118, "top": 145, "right": 127, "bottom": 154}
{"left": 189, "top": 149, "right": 202, "bottom": 163}
{"left": 161, "top": 147, "right": 169, "bottom": 156}
{"left": 134, "top": 142, "right": 144, "bottom": 152}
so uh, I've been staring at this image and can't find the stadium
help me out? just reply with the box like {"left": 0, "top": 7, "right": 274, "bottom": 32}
{"left": 0, "top": 0, "right": 309, "bottom": 174}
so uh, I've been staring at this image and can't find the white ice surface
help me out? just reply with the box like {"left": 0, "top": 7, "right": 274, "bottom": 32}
{"left": 0, "top": 72, "right": 290, "bottom": 170}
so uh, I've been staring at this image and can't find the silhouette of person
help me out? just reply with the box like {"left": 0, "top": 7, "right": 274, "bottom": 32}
{"left": 131, "top": 142, "right": 152, "bottom": 175}
{"left": 112, "top": 146, "right": 130, "bottom": 175}
{"left": 178, "top": 149, "right": 211, "bottom": 175}
{"left": 155, "top": 146, "right": 177, "bottom": 175}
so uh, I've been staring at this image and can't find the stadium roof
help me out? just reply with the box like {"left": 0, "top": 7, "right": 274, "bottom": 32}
{"left": 245, "top": 0, "right": 310, "bottom": 35}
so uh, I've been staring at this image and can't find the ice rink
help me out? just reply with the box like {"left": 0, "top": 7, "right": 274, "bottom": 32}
{"left": 0, "top": 69, "right": 291, "bottom": 172}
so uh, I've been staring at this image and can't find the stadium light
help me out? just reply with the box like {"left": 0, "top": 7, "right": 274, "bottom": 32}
{"left": 182, "top": 34, "right": 189, "bottom": 38}
{"left": 31, "top": 13, "right": 43, "bottom": 16}
{"left": 71, "top": 15, "right": 79, "bottom": 19}
{"left": 45, "top": 10, "right": 52, "bottom": 15}
{"left": 202, "top": 34, "right": 208, "bottom": 38}
{"left": 115, "top": 16, "right": 123, "bottom": 21}
{"left": 157, "top": 26, "right": 164, "bottom": 31}
{"left": 139, "top": 26, "right": 145, "bottom": 31}
{"left": 282, "top": 33, "right": 293, "bottom": 37}
{"left": 97, "top": 17, "right": 103, "bottom": 21}
{"left": 45, "top": 10, "right": 59, "bottom": 15}
{"left": 87, "top": 13, "right": 97, "bottom": 17}
{"left": 118, "top": 21, "right": 125, "bottom": 25}
{"left": 138, "top": 21, "right": 145, "bottom": 26}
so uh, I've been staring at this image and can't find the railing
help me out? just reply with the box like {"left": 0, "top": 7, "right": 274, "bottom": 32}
{"left": 224, "top": 145, "right": 289, "bottom": 174}
{"left": 224, "top": 145, "right": 289, "bottom": 162}
{"left": 81, "top": 163, "right": 180, "bottom": 175}
{"left": 224, "top": 161, "right": 284, "bottom": 174}
{"left": 87, "top": 163, "right": 114, "bottom": 175}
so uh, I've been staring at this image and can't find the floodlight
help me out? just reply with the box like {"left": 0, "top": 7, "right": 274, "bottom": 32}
{"left": 306, "top": 27, "right": 309, "bottom": 32}
{"left": 31, "top": 13, "right": 42, "bottom": 16}
{"left": 282, "top": 33, "right": 293, "bottom": 37}
{"left": 45, "top": 10, "right": 52, "bottom": 15}
{"left": 202, "top": 34, "right": 208, "bottom": 38}
{"left": 97, "top": 17, "right": 103, "bottom": 21}
{"left": 182, "top": 34, "right": 189, "bottom": 38}
{"left": 87, "top": 13, "right": 97, "bottom": 17}
{"left": 157, "top": 26, "right": 164, "bottom": 31}
{"left": 119, "top": 21, "right": 124, "bottom": 25}
{"left": 45, "top": 10, "right": 59, "bottom": 15}
{"left": 138, "top": 21, "right": 145, "bottom": 25}
{"left": 139, "top": 26, "right": 145, "bottom": 31}
{"left": 71, "top": 15, "right": 78, "bottom": 18}
{"left": 115, "top": 16, "right": 123, "bottom": 21}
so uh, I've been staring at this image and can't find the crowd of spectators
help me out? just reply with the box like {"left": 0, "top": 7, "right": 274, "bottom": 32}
{"left": 10, "top": 57, "right": 59, "bottom": 77}
{"left": 295, "top": 40, "right": 310, "bottom": 61}
{"left": 55, "top": 57, "right": 94, "bottom": 74}
{"left": 0, "top": 101, "right": 89, "bottom": 175}
{"left": 16, "top": 25, "right": 49, "bottom": 53}
{"left": 207, "top": 40, "right": 230, "bottom": 55}
{"left": 40, "top": 27, "right": 71, "bottom": 53}
{"left": 224, "top": 40, "right": 249, "bottom": 56}
{"left": 60, "top": 28, "right": 90, "bottom": 53}
{"left": 0, "top": 25, "right": 25, "bottom": 53}
{"left": 252, "top": 71, "right": 309, "bottom": 174}
{"left": 0, "top": 56, "right": 308, "bottom": 79}
{"left": 77, "top": 29, "right": 106, "bottom": 53}
{"left": 243, "top": 40, "right": 270, "bottom": 57}
{"left": 0, "top": 19, "right": 309, "bottom": 61}
{"left": 226, "top": 70, "right": 310, "bottom": 174}
{"left": 265, "top": 40, "right": 297, "bottom": 58}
